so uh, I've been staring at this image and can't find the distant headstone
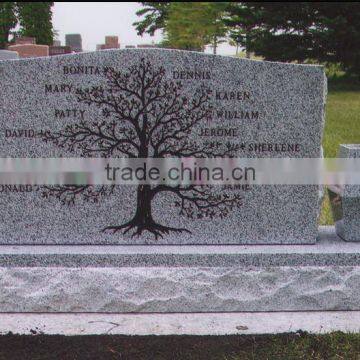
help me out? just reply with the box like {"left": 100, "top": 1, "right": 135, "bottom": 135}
{"left": 97, "top": 36, "right": 120, "bottom": 50}
{"left": 137, "top": 44, "right": 157, "bottom": 48}
{"left": 65, "top": 34, "right": 82, "bottom": 52}
{"left": 105, "top": 36, "right": 120, "bottom": 48}
{"left": 49, "top": 46, "right": 72, "bottom": 56}
{"left": 7, "top": 44, "right": 49, "bottom": 58}
{"left": 0, "top": 49, "right": 326, "bottom": 245}
{"left": 329, "top": 144, "right": 360, "bottom": 242}
{"left": 14, "top": 36, "right": 36, "bottom": 45}
{"left": 0, "top": 50, "right": 18, "bottom": 60}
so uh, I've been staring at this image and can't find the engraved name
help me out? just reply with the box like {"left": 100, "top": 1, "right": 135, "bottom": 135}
{"left": 4, "top": 129, "right": 50, "bottom": 138}
{"left": 199, "top": 127, "right": 238, "bottom": 137}
{"left": 215, "top": 91, "right": 250, "bottom": 101}
{"left": 221, "top": 184, "right": 251, "bottom": 191}
{"left": 63, "top": 66, "right": 114, "bottom": 75}
{"left": 216, "top": 110, "right": 259, "bottom": 120}
{"left": 45, "top": 84, "right": 73, "bottom": 94}
{"left": 248, "top": 143, "right": 301, "bottom": 152}
{"left": 0, "top": 185, "right": 33, "bottom": 193}
{"left": 55, "top": 109, "right": 85, "bottom": 119}
{"left": 172, "top": 70, "right": 211, "bottom": 80}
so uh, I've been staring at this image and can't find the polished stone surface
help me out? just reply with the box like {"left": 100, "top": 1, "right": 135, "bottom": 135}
{"left": 0, "top": 49, "right": 326, "bottom": 245}
{"left": 0, "top": 227, "right": 359, "bottom": 267}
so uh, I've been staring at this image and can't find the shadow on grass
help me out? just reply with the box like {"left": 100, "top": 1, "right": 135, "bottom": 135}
{"left": 328, "top": 75, "right": 360, "bottom": 92}
{"left": 0, "top": 331, "right": 359, "bottom": 360}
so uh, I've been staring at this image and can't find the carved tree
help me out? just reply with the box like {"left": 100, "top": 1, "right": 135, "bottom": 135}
{"left": 42, "top": 58, "right": 242, "bottom": 239}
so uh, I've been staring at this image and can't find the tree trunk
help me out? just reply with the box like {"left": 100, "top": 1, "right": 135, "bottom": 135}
{"left": 134, "top": 184, "right": 153, "bottom": 226}
{"left": 102, "top": 184, "right": 191, "bottom": 238}
{"left": 245, "top": 31, "right": 250, "bottom": 59}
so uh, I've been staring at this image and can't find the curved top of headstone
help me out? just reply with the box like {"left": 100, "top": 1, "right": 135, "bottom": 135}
{"left": 11, "top": 47, "right": 326, "bottom": 67}
{"left": 0, "top": 50, "right": 19, "bottom": 60}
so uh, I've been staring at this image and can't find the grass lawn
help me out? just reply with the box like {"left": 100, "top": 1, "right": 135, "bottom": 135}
{"left": 0, "top": 331, "right": 359, "bottom": 359}
{"left": 319, "top": 79, "right": 360, "bottom": 225}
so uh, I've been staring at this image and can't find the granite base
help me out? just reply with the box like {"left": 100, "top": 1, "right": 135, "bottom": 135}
{"left": 0, "top": 226, "right": 359, "bottom": 313}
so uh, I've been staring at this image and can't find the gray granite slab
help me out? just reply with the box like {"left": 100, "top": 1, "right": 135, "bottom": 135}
{"left": 340, "top": 144, "right": 360, "bottom": 197}
{"left": 0, "top": 49, "right": 326, "bottom": 245}
{"left": 0, "top": 50, "right": 18, "bottom": 60}
{"left": 0, "top": 226, "right": 359, "bottom": 267}
{"left": 0, "top": 227, "right": 358, "bottom": 313}
{"left": 329, "top": 145, "right": 360, "bottom": 241}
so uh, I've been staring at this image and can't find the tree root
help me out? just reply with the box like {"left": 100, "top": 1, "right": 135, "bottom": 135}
{"left": 102, "top": 219, "right": 191, "bottom": 240}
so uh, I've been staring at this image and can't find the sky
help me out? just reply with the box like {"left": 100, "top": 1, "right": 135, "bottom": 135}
{"left": 52, "top": 2, "right": 236, "bottom": 55}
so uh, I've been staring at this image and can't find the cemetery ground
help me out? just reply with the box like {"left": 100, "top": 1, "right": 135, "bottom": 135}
{"left": 0, "top": 331, "right": 359, "bottom": 359}
{"left": 0, "top": 77, "right": 359, "bottom": 358}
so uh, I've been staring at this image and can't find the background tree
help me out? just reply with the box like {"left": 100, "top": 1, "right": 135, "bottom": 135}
{"left": 17, "top": 2, "right": 54, "bottom": 45}
{"left": 163, "top": 2, "right": 228, "bottom": 53}
{"left": 203, "top": 2, "right": 228, "bottom": 55}
{"left": 225, "top": 3, "right": 259, "bottom": 58}
{"left": 42, "top": 59, "right": 242, "bottom": 239}
{"left": 232, "top": 3, "right": 321, "bottom": 63}
{"left": 226, "top": 2, "right": 360, "bottom": 75}
{"left": 162, "top": 2, "right": 207, "bottom": 51}
{"left": 133, "top": 2, "right": 170, "bottom": 36}
{"left": 0, "top": 2, "right": 17, "bottom": 49}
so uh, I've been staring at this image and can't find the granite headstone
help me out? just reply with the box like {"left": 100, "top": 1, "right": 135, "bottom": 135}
{"left": 0, "top": 50, "right": 18, "bottom": 60}
{"left": 329, "top": 144, "right": 360, "bottom": 242}
{"left": 0, "top": 49, "right": 326, "bottom": 245}
{"left": 65, "top": 34, "right": 82, "bottom": 53}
